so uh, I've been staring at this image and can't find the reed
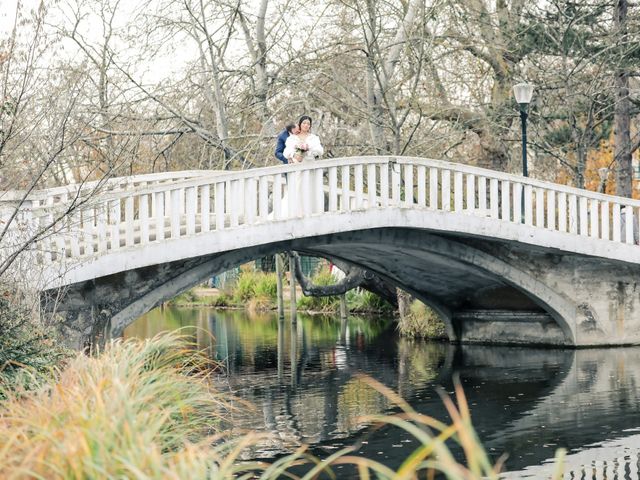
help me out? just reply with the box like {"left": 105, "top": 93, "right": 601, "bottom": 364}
{"left": 0, "top": 332, "right": 232, "bottom": 479}
{"left": 166, "top": 289, "right": 202, "bottom": 306}
{"left": 398, "top": 300, "right": 448, "bottom": 339}
{"left": 346, "top": 288, "right": 395, "bottom": 313}
{"left": 233, "top": 270, "right": 278, "bottom": 306}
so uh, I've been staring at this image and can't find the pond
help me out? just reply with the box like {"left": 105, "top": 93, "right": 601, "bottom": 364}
{"left": 125, "top": 307, "right": 640, "bottom": 478}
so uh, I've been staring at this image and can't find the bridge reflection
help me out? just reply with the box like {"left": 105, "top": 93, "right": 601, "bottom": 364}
{"left": 125, "top": 308, "right": 640, "bottom": 476}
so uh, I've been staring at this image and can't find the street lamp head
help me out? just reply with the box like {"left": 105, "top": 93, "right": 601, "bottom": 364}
{"left": 513, "top": 82, "right": 534, "bottom": 105}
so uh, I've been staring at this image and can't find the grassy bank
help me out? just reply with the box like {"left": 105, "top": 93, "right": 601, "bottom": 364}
{"left": 169, "top": 268, "right": 395, "bottom": 315}
{"left": 397, "top": 300, "right": 448, "bottom": 340}
{"left": 0, "top": 332, "right": 565, "bottom": 479}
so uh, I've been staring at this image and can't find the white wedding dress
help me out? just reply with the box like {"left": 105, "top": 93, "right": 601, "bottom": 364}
{"left": 278, "top": 133, "right": 324, "bottom": 218}
{"left": 283, "top": 133, "right": 324, "bottom": 162}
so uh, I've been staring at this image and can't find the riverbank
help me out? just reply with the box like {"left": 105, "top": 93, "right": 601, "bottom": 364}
{"left": 166, "top": 268, "right": 447, "bottom": 339}
{"left": 167, "top": 284, "right": 395, "bottom": 316}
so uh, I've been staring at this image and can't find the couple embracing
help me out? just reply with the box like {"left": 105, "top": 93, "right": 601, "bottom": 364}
{"left": 273, "top": 115, "right": 323, "bottom": 217}
{"left": 275, "top": 115, "right": 323, "bottom": 165}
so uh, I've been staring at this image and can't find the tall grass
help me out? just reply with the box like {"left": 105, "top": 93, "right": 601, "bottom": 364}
{"left": 233, "top": 271, "right": 278, "bottom": 310}
{"left": 297, "top": 268, "right": 340, "bottom": 312}
{"left": 209, "top": 291, "right": 233, "bottom": 307}
{"left": 0, "top": 332, "right": 234, "bottom": 478}
{"left": 294, "top": 375, "right": 565, "bottom": 479}
{"left": 166, "top": 289, "right": 201, "bottom": 306}
{"left": 398, "top": 300, "right": 448, "bottom": 339}
{"left": 347, "top": 288, "right": 395, "bottom": 313}
{"left": 297, "top": 267, "right": 393, "bottom": 314}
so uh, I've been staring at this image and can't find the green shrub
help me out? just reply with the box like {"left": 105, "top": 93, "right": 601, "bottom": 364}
{"left": 167, "top": 289, "right": 201, "bottom": 306}
{"left": 232, "top": 270, "right": 278, "bottom": 306}
{"left": 297, "top": 270, "right": 393, "bottom": 314}
{"left": 296, "top": 267, "right": 340, "bottom": 312}
{"left": 254, "top": 273, "right": 278, "bottom": 301}
{"left": 397, "top": 300, "right": 448, "bottom": 339}
{"left": 209, "top": 291, "right": 233, "bottom": 307}
{"left": 297, "top": 292, "right": 338, "bottom": 312}
{"left": 232, "top": 270, "right": 258, "bottom": 304}
{"left": 310, "top": 267, "right": 338, "bottom": 287}
{"left": 347, "top": 289, "right": 394, "bottom": 313}
{"left": 0, "top": 297, "right": 68, "bottom": 394}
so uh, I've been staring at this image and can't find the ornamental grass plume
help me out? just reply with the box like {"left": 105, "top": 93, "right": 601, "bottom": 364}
{"left": 0, "top": 332, "right": 241, "bottom": 479}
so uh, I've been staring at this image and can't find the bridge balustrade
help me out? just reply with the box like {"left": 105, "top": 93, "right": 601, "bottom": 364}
{"left": 4, "top": 156, "right": 640, "bottom": 266}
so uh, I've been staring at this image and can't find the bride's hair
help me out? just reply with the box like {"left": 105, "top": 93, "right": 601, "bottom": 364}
{"left": 298, "top": 115, "right": 312, "bottom": 129}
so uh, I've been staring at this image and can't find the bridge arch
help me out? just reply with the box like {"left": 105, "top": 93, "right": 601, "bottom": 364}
{"left": 60, "top": 224, "right": 578, "bottom": 347}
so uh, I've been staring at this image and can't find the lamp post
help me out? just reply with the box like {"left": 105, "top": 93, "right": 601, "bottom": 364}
{"left": 513, "top": 82, "right": 534, "bottom": 177}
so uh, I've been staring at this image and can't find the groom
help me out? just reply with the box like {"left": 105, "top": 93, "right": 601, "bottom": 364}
{"left": 274, "top": 122, "right": 299, "bottom": 164}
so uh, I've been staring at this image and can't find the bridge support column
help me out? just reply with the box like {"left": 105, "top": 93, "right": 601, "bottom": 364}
{"left": 41, "top": 291, "right": 114, "bottom": 351}
{"left": 452, "top": 310, "right": 565, "bottom": 346}
{"left": 466, "top": 241, "right": 640, "bottom": 347}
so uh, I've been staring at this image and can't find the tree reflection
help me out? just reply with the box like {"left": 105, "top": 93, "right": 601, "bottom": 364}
{"left": 125, "top": 307, "right": 640, "bottom": 475}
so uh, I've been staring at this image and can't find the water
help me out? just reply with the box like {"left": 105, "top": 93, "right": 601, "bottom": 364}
{"left": 125, "top": 307, "right": 640, "bottom": 478}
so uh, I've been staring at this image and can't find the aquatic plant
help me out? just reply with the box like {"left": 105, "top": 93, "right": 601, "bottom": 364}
{"left": 296, "top": 267, "right": 341, "bottom": 312}
{"left": 209, "top": 291, "right": 233, "bottom": 307}
{"left": 398, "top": 299, "right": 448, "bottom": 339}
{"left": 297, "top": 267, "right": 393, "bottom": 314}
{"left": 166, "top": 289, "right": 202, "bottom": 306}
{"left": 253, "top": 273, "right": 278, "bottom": 300}
{"left": 233, "top": 270, "right": 278, "bottom": 307}
{"left": 347, "top": 288, "right": 395, "bottom": 313}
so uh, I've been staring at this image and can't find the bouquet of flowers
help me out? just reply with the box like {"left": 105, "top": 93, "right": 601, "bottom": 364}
{"left": 294, "top": 143, "right": 309, "bottom": 160}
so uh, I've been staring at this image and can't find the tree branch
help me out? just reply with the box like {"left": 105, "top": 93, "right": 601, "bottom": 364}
{"left": 292, "top": 252, "right": 366, "bottom": 296}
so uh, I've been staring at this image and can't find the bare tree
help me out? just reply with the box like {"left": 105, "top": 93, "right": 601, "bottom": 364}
{"left": 613, "top": 0, "right": 633, "bottom": 197}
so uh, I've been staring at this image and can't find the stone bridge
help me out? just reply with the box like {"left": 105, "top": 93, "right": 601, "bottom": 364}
{"left": 3, "top": 156, "right": 640, "bottom": 348}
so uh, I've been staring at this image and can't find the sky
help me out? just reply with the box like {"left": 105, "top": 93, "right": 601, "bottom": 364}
{"left": 0, "top": 0, "right": 191, "bottom": 83}
{"left": 0, "top": 0, "right": 25, "bottom": 35}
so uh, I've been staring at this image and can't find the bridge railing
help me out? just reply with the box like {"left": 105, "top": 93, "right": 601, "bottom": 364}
{"left": 10, "top": 156, "right": 640, "bottom": 265}
{"left": 0, "top": 170, "right": 211, "bottom": 208}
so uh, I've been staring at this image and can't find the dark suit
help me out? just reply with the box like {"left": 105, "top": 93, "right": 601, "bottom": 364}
{"left": 275, "top": 129, "right": 289, "bottom": 164}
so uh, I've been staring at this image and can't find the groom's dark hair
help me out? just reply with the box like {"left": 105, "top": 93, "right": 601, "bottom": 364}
{"left": 285, "top": 123, "right": 296, "bottom": 133}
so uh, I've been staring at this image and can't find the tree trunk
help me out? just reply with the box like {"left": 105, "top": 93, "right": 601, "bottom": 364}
{"left": 397, "top": 288, "right": 412, "bottom": 319}
{"left": 291, "top": 253, "right": 398, "bottom": 307}
{"left": 614, "top": 0, "right": 633, "bottom": 198}
{"left": 275, "top": 253, "right": 285, "bottom": 319}
{"left": 364, "top": 0, "right": 385, "bottom": 153}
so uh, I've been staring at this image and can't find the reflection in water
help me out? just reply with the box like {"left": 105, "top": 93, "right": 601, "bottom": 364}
{"left": 502, "top": 433, "right": 640, "bottom": 479}
{"left": 125, "top": 308, "right": 640, "bottom": 477}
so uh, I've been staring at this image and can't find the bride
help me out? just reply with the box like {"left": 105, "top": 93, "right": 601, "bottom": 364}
{"left": 283, "top": 115, "right": 323, "bottom": 163}
{"left": 280, "top": 115, "right": 323, "bottom": 217}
